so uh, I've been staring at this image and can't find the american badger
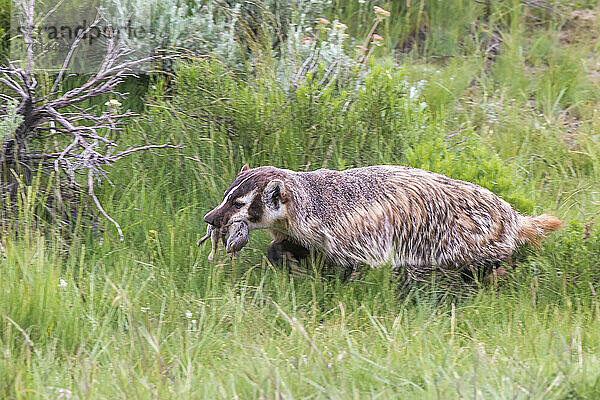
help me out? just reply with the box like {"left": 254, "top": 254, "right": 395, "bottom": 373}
{"left": 202, "top": 165, "right": 562, "bottom": 280}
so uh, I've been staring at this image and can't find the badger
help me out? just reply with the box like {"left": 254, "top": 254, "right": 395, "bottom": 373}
{"left": 202, "top": 164, "right": 562, "bottom": 280}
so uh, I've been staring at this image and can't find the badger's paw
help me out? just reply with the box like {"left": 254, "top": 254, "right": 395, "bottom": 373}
{"left": 267, "top": 239, "right": 310, "bottom": 267}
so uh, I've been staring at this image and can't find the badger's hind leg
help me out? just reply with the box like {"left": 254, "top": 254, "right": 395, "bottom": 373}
{"left": 459, "top": 261, "right": 511, "bottom": 284}
{"left": 267, "top": 239, "right": 310, "bottom": 269}
{"left": 345, "top": 264, "right": 363, "bottom": 282}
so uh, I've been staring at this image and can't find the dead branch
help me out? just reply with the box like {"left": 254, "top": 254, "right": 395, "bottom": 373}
{"left": 0, "top": 0, "right": 179, "bottom": 241}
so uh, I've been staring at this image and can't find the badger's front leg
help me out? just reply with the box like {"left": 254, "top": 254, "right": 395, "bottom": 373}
{"left": 267, "top": 239, "right": 310, "bottom": 266}
{"left": 348, "top": 264, "right": 363, "bottom": 282}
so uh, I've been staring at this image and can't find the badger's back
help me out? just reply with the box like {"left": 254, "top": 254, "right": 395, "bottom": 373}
{"left": 283, "top": 166, "right": 546, "bottom": 272}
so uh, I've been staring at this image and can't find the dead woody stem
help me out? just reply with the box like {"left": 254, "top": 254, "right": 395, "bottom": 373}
{"left": 0, "top": 0, "right": 180, "bottom": 241}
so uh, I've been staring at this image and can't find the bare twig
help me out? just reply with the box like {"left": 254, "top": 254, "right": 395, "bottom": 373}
{"left": 111, "top": 144, "right": 183, "bottom": 161}
{"left": 0, "top": 0, "right": 177, "bottom": 241}
{"left": 49, "top": 15, "right": 102, "bottom": 96}
{"left": 88, "top": 169, "right": 123, "bottom": 241}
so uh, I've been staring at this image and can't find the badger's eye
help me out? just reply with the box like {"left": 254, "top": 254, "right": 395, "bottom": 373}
{"left": 233, "top": 201, "right": 245, "bottom": 209}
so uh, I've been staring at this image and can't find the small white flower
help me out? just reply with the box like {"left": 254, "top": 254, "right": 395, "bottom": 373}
{"left": 104, "top": 99, "right": 122, "bottom": 108}
{"left": 409, "top": 86, "right": 419, "bottom": 101}
{"left": 333, "top": 21, "right": 347, "bottom": 30}
{"left": 47, "top": 387, "right": 73, "bottom": 400}
{"left": 140, "top": 307, "right": 150, "bottom": 313}
{"left": 373, "top": 6, "right": 391, "bottom": 18}
{"left": 185, "top": 312, "right": 193, "bottom": 319}
{"left": 58, "top": 278, "right": 68, "bottom": 287}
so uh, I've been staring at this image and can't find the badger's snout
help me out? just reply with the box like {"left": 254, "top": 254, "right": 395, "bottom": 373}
{"left": 203, "top": 209, "right": 219, "bottom": 226}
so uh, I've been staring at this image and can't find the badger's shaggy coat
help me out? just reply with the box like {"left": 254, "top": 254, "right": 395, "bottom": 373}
{"left": 203, "top": 165, "right": 562, "bottom": 279}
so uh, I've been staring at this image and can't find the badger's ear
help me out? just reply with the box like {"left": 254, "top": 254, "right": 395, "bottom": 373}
{"left": 263, "top": 179, "right": 287, "bottom": 210}
{"left": 239, "top": 164, "right": 250, "bottom": 174}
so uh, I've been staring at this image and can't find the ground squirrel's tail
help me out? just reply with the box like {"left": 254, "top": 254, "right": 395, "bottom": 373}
{"left": 518, "top": 214, "right": 563, "bottom": 248}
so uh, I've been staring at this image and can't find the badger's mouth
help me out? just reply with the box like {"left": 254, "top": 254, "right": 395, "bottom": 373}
{"left": 197, "top": 220, "right": 250, "bottom": 260}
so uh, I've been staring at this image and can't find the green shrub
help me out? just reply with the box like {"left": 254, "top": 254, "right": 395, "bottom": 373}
{"left": 0, "top": 99, "right": 21, "bottom": 142}
{"left": 0, "top": 0, "right": 9, "bottom": 61}
{"left": 142, "top": 57, "right": 530, "bottom": 215}
{"left": 2, "top": 2, "right": 600, "bottom": 398}
{"left": 405, "top": 135, "right": 533, "bottom": 213}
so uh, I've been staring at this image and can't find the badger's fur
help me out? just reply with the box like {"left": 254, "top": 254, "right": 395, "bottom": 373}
{"left": 203, "top": 165, "right": 562, "bottom": 280}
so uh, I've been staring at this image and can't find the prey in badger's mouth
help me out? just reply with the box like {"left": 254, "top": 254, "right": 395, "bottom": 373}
{"left": 197, "top": 221, "right": 249, "bottom": 260}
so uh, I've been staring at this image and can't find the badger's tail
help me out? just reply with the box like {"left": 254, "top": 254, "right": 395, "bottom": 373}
{"left": 518, "top": 214, "right": 563, "bottom": 248}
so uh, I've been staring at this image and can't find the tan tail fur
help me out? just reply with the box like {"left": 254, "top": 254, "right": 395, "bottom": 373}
{"left": 519, "top": 214, "right": 563, "bottom": 248}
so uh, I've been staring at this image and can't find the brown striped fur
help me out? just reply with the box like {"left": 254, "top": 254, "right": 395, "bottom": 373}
{"left": 203, "top": 165, "right": 562, "bottom": 280}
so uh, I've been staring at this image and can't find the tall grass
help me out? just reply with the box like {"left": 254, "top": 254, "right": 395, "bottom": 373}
{"left": 1, "top": 223, "right": 599, "bottom": 398}
{"left": 1, "top": 0, "right": 600, "bottom": 398}
{"left": 0, "top": 0, "right": 9, "bottom": 60}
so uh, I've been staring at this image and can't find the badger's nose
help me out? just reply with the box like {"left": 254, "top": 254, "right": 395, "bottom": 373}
{"left": 204, "top": 211, "right": 217, "bottom": 226}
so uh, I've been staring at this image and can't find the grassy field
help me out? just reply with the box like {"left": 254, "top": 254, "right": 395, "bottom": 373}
{"left": 1, "top": 1, "right": 600, "bottom": 398}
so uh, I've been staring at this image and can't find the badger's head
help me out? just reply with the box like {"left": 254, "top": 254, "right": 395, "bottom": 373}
{"left": 203, "top": 165, "right": 290, "bottom": 240}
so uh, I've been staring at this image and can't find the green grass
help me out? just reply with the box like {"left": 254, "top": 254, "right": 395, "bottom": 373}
{"left": 1, "top": 0, "right": 600, "bottom": 398}
{"left": 0, "top": 0, "right": 9, "bottom": 60}
{"left": 1, "top": 226, "right": 599, "bottom": 398}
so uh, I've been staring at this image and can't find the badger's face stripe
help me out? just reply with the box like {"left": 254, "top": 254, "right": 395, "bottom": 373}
{"left": 204, "top": 189, "right": 259, "bottom": 229}
{"left": 217, "top": 172, "right": 257, "bottom": 210}
{"left": 229, "top": 189, "right": 258, "bottom": 222}
{"left": 204, "top": 167, "right": 291, "bottom": 235}
{"left": 204, "top": 170, "right": 267, "bottom": 229}
{"left": 248, "top": 194, "right": 265, "bottom": 223}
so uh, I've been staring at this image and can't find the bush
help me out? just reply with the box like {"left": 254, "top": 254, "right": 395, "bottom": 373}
{"left": 0, "top": 0, "right": 9, "bottom": 61}
{"left": 99, "top": 0, "right": 334, "bottom": 71}
{"left": 0, "top": 99, "right": 21, "bottom": 142}
{"left": 142, "top": 57, "right": 530, "bottom": 214}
